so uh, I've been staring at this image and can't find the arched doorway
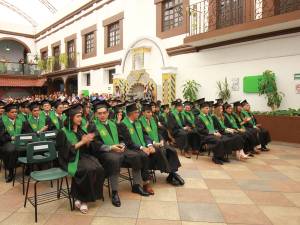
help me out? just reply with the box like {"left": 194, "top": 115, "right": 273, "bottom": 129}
{"left": 66, "top": 76, "right": 78, "bottom": 95}
{"left": 0, "top": 38, "right": 31, "bottom": 63}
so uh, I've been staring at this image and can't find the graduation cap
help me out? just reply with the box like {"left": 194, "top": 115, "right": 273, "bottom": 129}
{"left": 174, "top": 99, "right": 183, "bottom": 107}
{"left": 195, "top": 98, "right": 205, "bottom": 105}
{"left": 113, "top": 103, "right": 124, "bottom": 113}
{"left": 20, "top": 100, "right": 29, "bottom": 108}
{"left": 200, "top": 101, "right": 210, "bottom": 108}
{"left": 171, "top": 100, "right": 176, "bottom": 106}
{"left": 208, "top": 101, "right": 214, "bottom": 107}
{"left": 223, "top": 102, "right": 232, "bottom": 109}
{"left": 241, "top": 99, "right": 249, "bottom": 106}
{"left": 150, "top": 101, "right": 156, "bottom": 107}
{"left": 52, "top": 100, "right": 63, "bottom": 108}
{"left": 41, "top": 99, "right": 51, "bottom": 106}
{"left": 213, "top": 101, "right": 222, "bottom": 108}
{"left": 215, "top": 98, "right": 224, "bottom": 104}
{"left": 93, "top": 100, "right": 110, "bottom": 111}
{"left": 183, "top": 101, "right": 193, "bottom": 106}
{"left": 62, "top": 100, "right": 70, "bottom": 105}
{"left": 161, "top": 104, "right": 169, "bottom": 110}
{"left": 232, "top": 101, "right": 242, "bottom": 107}
{"left": 0, "top": 100, "right": 6, "bottom": 108}
{"left": 126, "top": 102, "right": 139, "bottom": 113}
{"left": 28, "top": 101, "right": 41, "bottom": 111}
{"left": 142, "top": 102, "right": 152, "bottom": 112}
{"left": 4, "top": 103, "right": 19, "bottom": 112}
{"left": 63, "top": 103, "right": 83, "bottom": 120}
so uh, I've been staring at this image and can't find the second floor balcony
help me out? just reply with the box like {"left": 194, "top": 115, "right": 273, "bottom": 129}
{"left": 185, "top": 0, "right": 300, "bottom": 46}
{"left": 0, "top": 61, "right": 41, "bottom": 76}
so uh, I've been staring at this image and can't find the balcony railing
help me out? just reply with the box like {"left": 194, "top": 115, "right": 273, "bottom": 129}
{"left": 187, "top": 0, "right": 300, "bottom": 37}
{"left": 0, "top": 61, "right": 41, "bottom": 76}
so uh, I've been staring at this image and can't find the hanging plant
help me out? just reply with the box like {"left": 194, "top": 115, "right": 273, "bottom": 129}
{"left": 182, "top": 80, "right": 201, "bottom": 102}
{"left": 46, "top": 57, "right": 54, "bottom": 72}
{"left": 216, "top": 77, "right": 231, "bottom": 102}
{"left": 258, "top": 70, "right": 284, "bottom": 111}
{"left": 59, "top": 53, "right": 68, "bottom": 69}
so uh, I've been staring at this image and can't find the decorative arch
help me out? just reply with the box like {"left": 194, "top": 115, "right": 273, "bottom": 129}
{"left": 0, "top": 37, "right": 32, "bottom": 53}
{"left": 121, "top": 36, "right": 167, "bottom": 73}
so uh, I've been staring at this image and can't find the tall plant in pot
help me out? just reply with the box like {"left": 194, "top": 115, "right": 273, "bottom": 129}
{"left": 182, "top": 80, "right": 201, "bottom": 101}
{"left": 216, "top": 77, "right": 231, "bottom": 102}
{"left": 59, "top": 53, "right": 68, "bottom": 69}
{"left": 258, "top": 70, "right": 284, "bottom": 111}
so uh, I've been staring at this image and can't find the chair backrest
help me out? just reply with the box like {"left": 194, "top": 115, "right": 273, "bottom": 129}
{"left": 14, "top": 133, "right": 39, "bottom": 146}
{"left": 26, "top": 141, "right": 56, "bottom": 164}
{"left": 39, "top": 131, "right": 57, "bottom": 141}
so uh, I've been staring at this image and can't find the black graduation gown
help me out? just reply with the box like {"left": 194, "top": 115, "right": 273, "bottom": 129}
{"left": 47, "top": 115, "right": 64, "bottom": 131}
{"left": 141, "top": 119, "right": 181, "bottom": 173}
{"left": 244, "top": 112, "right": 271, "bottom": 147}
{"left": 56, "top": 128, "right": 105, "bottom": 202}
{"left": 167, "top": 112, "right": 189, "bottom": 152}
{"left": 88, "top": 121, "right": 143, "bottom": 177}
{"left": 224, "top": 114, "right": 256, "bottom": 153}
{"left": 158, "top": 113, "right": 171, "bottom": 141}
{"left": 212, "top": 116, "right": 244, "bottom": 152}
{"left": 194, "top": 117, "right": 225, "bottom": 158}
{"left": 184, "top": 112, "right": 201, "bottom": 151}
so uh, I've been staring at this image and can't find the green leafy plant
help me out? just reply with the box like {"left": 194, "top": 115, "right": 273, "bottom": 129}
{"left": 0, "top": 62, "right": 7, "bottom": 74}
{"left": 182, "top": 80, "right": 201, "bottom": 101}
{"left": 258, "top": 70, "right": 284, "bottom": 111}
{"left": 216, "top": 77, "right": 231, "bottom": 102}
{"left": 46, "top": 57, "right": 54, "bottom": 72}
{"left": 37, "top": 58, "right": 46, "bottom": 71}
{"left": 59, "top": 53, "right": 68, "bottom": 69}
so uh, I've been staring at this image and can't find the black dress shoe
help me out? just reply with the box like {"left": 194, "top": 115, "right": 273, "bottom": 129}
{"left": 132, "top": 184, "right": 150, "bottom": 196}
{"left": 172, "top": 173, "right": 185, "bottom": 185}
{"left": 212, "top": 157, "right": 223, "bottom": 165}
{"left": 220, "top": 157, "right": 230, "bottom": 163}
{"left": 111, "top": 191, "right": 121, "bottom": 207}
{"left": 166, "top": 174, "right": 180, "bottom": 186}
{"left": 5, "top": 171, "right": 14, "bottom": 183}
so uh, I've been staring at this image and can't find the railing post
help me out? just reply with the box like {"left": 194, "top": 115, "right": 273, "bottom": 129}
{"left": 208, "top": 0, "right": 217, "bottom": 31}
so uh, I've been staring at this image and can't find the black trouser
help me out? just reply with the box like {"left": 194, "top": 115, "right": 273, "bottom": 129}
{"left": 173, "top": 130, "right": 190, "bottom": 152}
{"left": 0, "top": 142, "right": 17, "bottom": 171}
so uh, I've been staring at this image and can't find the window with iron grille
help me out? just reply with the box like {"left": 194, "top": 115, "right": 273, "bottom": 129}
{"left": 108, "top": 22, "right": 120, "bottom": 48}
{"left": 108, "top": 69, "right": 115, "bottom": 84}
{"left": 41, "top": 51, "right": 48, "bottom": 60}
{"left": 85, "top": 32, "right": 95, "bottom": 54}
{"left": 86, "top": 73, "right": 91, "bottom": 86}
{"left": 67, "top": 40, "right": 76, "bottom": 67}
{"left": 217, "top": 0, "right": 245, "bottom": 29}
{"left": 163, "top": 0, "right": 183, "bottom": 31}
{"left": 276, "top": 0, "right": 300, "bottom": 14}
{"left": 53, "top": 46, "right": 60, "bottom": 70}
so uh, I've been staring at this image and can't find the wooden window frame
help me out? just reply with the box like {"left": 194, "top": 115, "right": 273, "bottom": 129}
{"left": 40, "top": 46, "right": 48, "bottom": 60}
{"left": 51, "top": 41, "right": 61, "bottom": 71}
{"left": 155, "top": 0, "right": 189, "bottom": 39}
{"left": 64, "top": 33, "right": 77, "bottom": 68}
{"left": 81, "top": 24, "right": 97, "bottom": 59}
{"left": 103, "top": 12, "right": 124, "bottom": 54}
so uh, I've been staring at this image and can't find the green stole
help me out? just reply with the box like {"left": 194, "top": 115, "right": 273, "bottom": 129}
{"left": 49, "top": 111, "right": 66, "bottom": 130}
{"left": 94, "top": 119, "right": 119, "bottom": 145}
{"left": 140, "top": 116, "right": 159, "bottom": 143}
{"left": 213, "top": 115, "right": 226, "bottom": 129}
{"left": 183, "top": 110, "right": 195, "bottom": 125}
{"left": 2, "top": 115, "right": 23, "bottom": 137}
{"left": 233, "top": 112, "right": 246, "bottom": 129}
{"left": 198, "top": 112, "right": 215, "bottom": 133}
{"left": 122, "top": 117, "right": 146, "bottom": 147}
{"left": 81, "top": 116, "right": 87, "bottom": 132}
{"left": 62, "top": 127, "right": 81, "bottom": 177}
{"left": 241, "top": 110, "right": 256, "bottom": 126}
{"left": 224, "top": 113, "right": 239, "bottom": 129}
{"left": 28, "top": 113, "right": 46, "bottom": 132}
{"left": 18, "top": 113, "right": 27, "bottom": 123}
{"left": 171, "top": 109, "right": 183, "bottom": 128}
{"left": 161, "top": 112, "right": 168, "bottom": 124}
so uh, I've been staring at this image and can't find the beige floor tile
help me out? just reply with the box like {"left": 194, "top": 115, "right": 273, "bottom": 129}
{"left": 176, "top": 188, "right": 215, "bottom": 203}
{"left": 17, "top": 200, "right": 63, "bottom": 214}
{"left": 221, "top": 164, "right": 250, "bottom": 171}
{"left": 0, "top": 212, "right": 13, "bottom": 223}
{"left": 204, "top": 179, "right": 240, "bottom": 190}
{"left": 283, "top": 193, "right": 300, "bottom": 207}
{"left": 178, "top": 178, "right": 208, "bottom": 189}
{"left": 91, "top": 217, "right": 136, "bottom": 225}
{"left": 211, "top": 189, "right": 253, "bottom": 204}
{"left": 0, "top": 212, "right": 50, "bottom": 225}
{"left": 182, "top": 222, "right": 227, "bottom": 225}
{"left": 226, "top": 170, "right": 259, "bottom": 180}
{"left": 260, "top": 206, "right": 300, "bottom": 225}
{"left": 138, "top": 201, "right": 180, "bottom": 220}
{"left": 246, "top": 191, "right": 294, "bottom": 206}
{"left": 44, "top": 213, "right": 93, "bottom": 225}
{"left": 200, "top": 170, "right": 231, "bottom": 180}
{"left": 141, "top": 187, "right": 177, "bottom": 201}
{"left": 136, "top": 218, "right": 181, "bottom": 225}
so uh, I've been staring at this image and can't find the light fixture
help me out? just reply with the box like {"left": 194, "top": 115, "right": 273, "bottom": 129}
{"left": 5, "top": 47, "right": 10, "bottom": 52}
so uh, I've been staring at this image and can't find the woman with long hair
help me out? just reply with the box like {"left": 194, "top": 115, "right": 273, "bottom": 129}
{"left": 56, "top": 104, "right": 105, "bottom": 214}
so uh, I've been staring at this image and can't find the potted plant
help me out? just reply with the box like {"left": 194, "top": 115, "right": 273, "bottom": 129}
{"left": 59, "top": 53, "right": 68, "bottom": 69}
{"left": 46, "top": 57, "right": 54, "bottom": 72}
{"left": 258, "top": 70, "right": 284, "bottom": 111}
{"left": 182, "top": 80, "right": 201, "bottom": 101}
{"left": 37, "top": 57, "right": 46, "bottom": 71}
{"left": 216, "top": 77, "right": 231, "bottom": 102}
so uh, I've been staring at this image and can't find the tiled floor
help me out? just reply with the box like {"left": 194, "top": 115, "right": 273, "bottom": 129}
{"left": 0, "top": 142, "right": 300, "bottom": 225}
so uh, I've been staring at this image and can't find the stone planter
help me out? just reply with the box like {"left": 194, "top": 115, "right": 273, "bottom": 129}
{"left": 255, "top": 115, "right": 300, "bottom": 143}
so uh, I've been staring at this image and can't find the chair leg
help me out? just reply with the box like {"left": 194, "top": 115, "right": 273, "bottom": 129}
{"left": 127, "top": 168, "right": 133, "bottom": 187}
{"left": 24, "top": 177, "right": 31, "bottom": 207}
{"left": 107, "top": 177, "right": 111, "bottom": 197}
{"left": 22, "top": 165, "right": 25, "bottom": 195}
{"left": 12, "top": 167, "right": 17, "bottom": 187}
{"left": 50, "top": 180, "right": 53, "bottom": 188}
{"left": 65, "top": 177, "right": 73, "bottom": 211}
{"left": 34, "top": 181, "right": 38, "bottom": 223}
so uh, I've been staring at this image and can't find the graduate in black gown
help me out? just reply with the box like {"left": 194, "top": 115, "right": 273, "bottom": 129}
{"left": 56, "top": 104, "right": 105, "bottom": 214}
{"left": 224, "top": 102, "right": 258, "bottom": 156}
{"left": 140, "top": 102, "right": 184, "bottom": 186}
{"left": 158, "top": 104, "right": 174, "bottom": 143}
{"left": 194, "top": 101, "right": 227, "bottom": 164}
{"left": 241, "top": 100, "right": 271, "bottom": 151}
{"left": 167, "top": 99, "right": 192, "bottom": 158}
{"left": 0, "top": 103, "right": 26, "bottom": 182}
{"left": 211, "top": 102, "right": 249, "bottom": 161}
{"left": 88, "top": 100, "right": 150, "bottom": 207}
{"left": 47, "top": 100, "right": 66, "bottom": 131}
